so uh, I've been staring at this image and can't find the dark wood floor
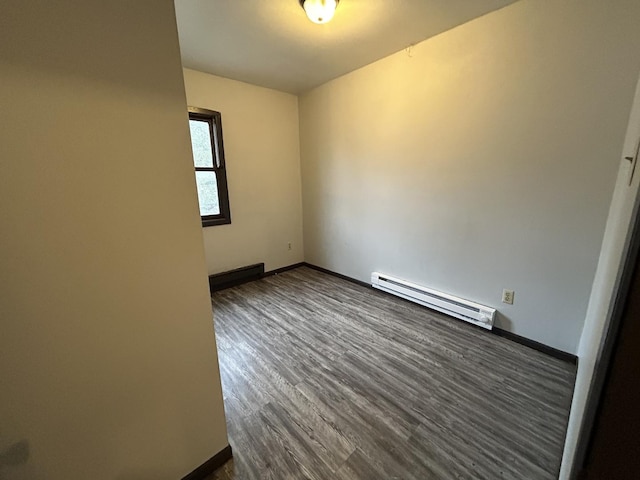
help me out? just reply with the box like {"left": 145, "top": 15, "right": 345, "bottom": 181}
{"left": 208, "top": 267, "right": 576, "bottom": 480}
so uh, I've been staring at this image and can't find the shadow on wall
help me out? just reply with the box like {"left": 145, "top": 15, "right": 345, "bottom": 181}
{"left": 494, "top": 311, "right": 513, "bottom": 331}
{"left": 0, "top": 440, "right": 29, "bottom": 478}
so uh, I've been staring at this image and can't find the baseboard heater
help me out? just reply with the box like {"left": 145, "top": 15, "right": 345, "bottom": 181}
{"left": 209, "top": 263, "right": 265, "bottom": 293}
{"left": 371, "top": 272, "right": 496, "bottom": 330}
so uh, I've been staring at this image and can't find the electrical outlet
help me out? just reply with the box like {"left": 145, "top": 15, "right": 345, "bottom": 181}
{"left": 287, "top": 242, "right": 292, "bottom": 251}
{"left": 502, "top": 289, "right": 514, "bottom": 305}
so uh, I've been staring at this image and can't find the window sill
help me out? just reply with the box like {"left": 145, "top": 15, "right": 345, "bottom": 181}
{"left": 202, "top": 217, "right": 231, "bottom": 227}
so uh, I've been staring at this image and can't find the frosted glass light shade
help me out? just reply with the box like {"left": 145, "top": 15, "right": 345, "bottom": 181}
{"left": 302, "top": 0, "right": 339, "bottom": 24}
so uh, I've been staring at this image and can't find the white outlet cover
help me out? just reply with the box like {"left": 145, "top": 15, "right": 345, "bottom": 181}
{"left": 502, "top": 289, "right": 514, "bottom": 305}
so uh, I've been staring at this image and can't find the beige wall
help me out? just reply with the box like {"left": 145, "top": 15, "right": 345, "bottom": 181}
{"left": 0, "top": 2, "right": 227, "bottom": 479}
{"left": 299, "top": 0, "right": 640, "bottom": 354}
{"left": 183, "top": 69, "right": 304, "bottom": 275}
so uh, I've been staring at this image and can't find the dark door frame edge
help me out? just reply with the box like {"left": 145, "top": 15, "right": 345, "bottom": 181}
{"left": 571, "top": 190, "right": 640, "bottom": 478}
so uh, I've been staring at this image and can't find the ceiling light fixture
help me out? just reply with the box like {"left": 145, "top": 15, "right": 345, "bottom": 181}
{"left": 300, "top": 0, "right": 339, "bottom": 25}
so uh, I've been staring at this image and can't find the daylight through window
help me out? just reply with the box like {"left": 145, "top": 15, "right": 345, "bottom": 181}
{"left": 188, "top": 107, "right": 231, "bottom": 227}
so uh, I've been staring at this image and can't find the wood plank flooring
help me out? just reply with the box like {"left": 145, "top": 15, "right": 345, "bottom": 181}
{"left": 207, "top": 267, "right": 576, "bottom": 480}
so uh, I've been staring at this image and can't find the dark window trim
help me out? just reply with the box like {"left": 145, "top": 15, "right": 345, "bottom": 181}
{"left": 188, "top": 106, "right": 231, "bottom": 227}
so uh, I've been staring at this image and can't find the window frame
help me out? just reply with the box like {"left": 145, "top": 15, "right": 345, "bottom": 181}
{"left": 188, "top": 106, "right": 231, "bottom": 227}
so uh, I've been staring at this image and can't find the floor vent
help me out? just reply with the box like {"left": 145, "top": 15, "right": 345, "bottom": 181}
{"left": 371, "top": 272, "right": 496, "bottom": 330}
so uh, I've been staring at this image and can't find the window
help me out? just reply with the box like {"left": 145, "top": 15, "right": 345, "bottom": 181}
{"left": 187, "top": 107, "right": 231, "bottom": 227}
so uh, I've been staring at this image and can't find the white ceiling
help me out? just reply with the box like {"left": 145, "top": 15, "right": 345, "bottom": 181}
{"left": 174, "top": 0, "right": 519, "bottom": 94}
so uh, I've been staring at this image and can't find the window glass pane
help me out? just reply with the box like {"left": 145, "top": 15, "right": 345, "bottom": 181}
{"left": 189, "top": 120, "right": 214, "bottom": 168}
{"left": 195, "top": 171, "right": 220, "bottom": 216}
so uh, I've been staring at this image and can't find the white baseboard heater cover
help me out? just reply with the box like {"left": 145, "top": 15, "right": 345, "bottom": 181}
{"left": 371, "top": 272, "right": 496, "bottom": 330}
